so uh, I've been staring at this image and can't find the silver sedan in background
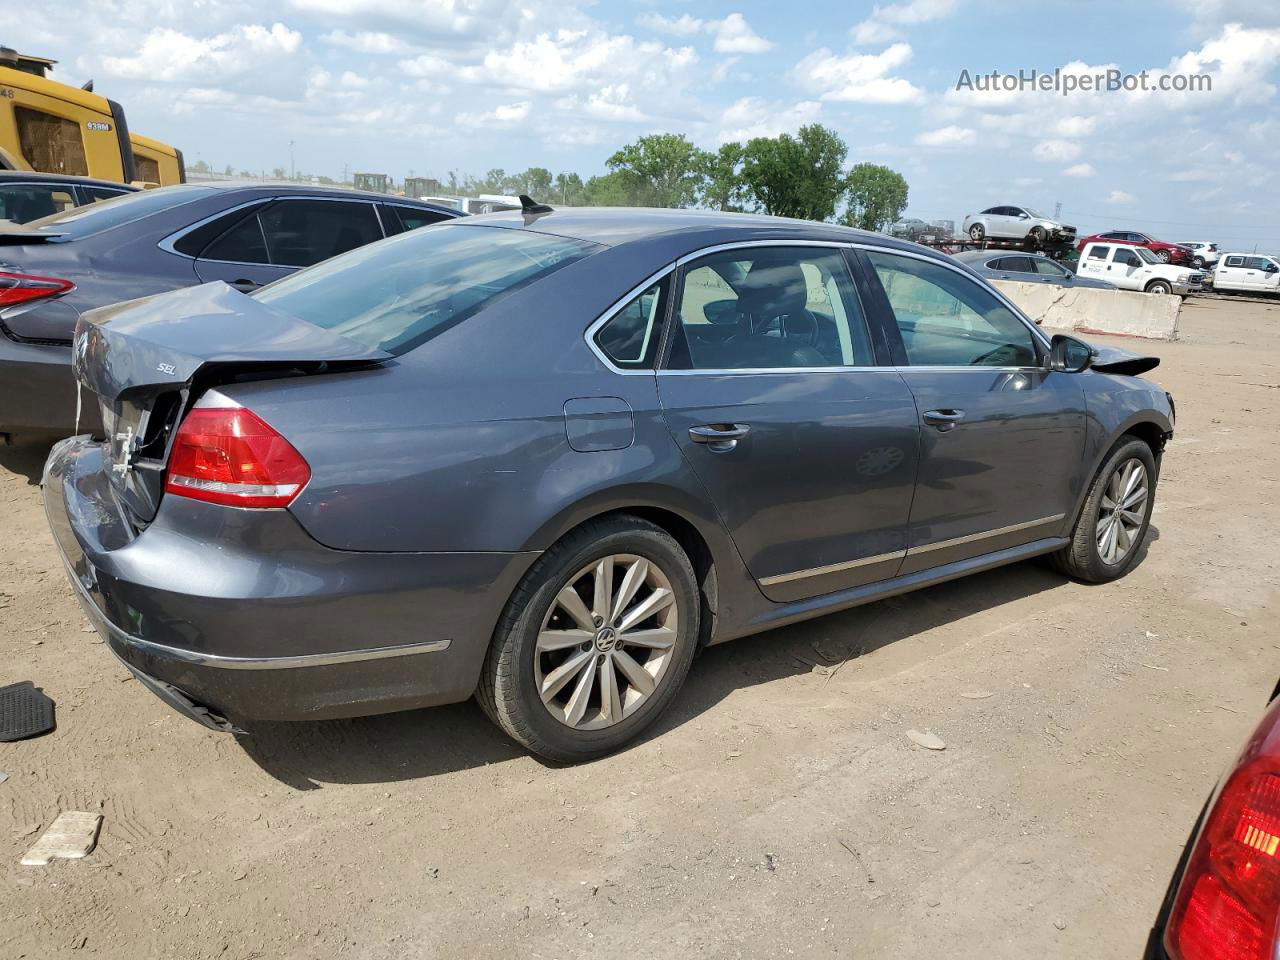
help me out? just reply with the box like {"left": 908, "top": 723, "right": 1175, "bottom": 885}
{"left": 952, "top": 249, "right": 1117, "bottom": 290}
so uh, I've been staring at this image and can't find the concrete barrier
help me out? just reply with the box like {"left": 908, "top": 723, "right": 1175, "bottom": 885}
{"left": 990, "top": 279, "right": 1182, "bottom": 340}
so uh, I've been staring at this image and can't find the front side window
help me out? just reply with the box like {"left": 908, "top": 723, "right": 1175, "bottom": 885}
{"left": 594, "top": 277, "right": 670, "bottom": 369}
{"left": 665, "top": 247, "right": 874, "bottom": 371}
{"left": 15, "top": 107, "right": 88, "bottom": 176}
{"left": 865, "top": 250, "right": 1038, "bottom": 368}
{"left": 254, "top": 224, "right": 598, "bottom": 355}
{"left": 0, "top": 183, "right": 77, "bottom": 223}
{"left": 1114, "top": 249, "right": 1142, "bottom": 267}
{"left": 1031, "top": 258, "right": 1069, "bottom": 277}
{"left": 80, "top": 186, "right": 129, "bottom": 204}
{"left": 1246, "top": 256, "right": 1274, "bottom": 271}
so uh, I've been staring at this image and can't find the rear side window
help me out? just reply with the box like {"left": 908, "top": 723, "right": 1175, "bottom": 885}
{"left": 0, "top": 183, "right": 77, "bottom": 223}
{"left": 1087, "top": 245, "right": 1111, "bottom": 260}
{"left": 15, "top": 107, "right": 88, "bottom": 176}
{"left": 1225, "top": 256, "right": 1244, "bottom": 267}
{"left": 195, "top": 199, "right": 383, "bottom": 267}
{"left": 594, "top": 277, "right": 670, "bottom": 369}
{"left": 254, "top": 224, "right": 598, "bottom": 355}
{"left": 26, "top": 184, "right": 213, "bottom": 237}
{"left": 380, "top": 204, "right": 450, "bottom": 236}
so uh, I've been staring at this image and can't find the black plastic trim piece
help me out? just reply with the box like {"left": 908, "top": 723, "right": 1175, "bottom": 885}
{"left": 105, "top": 98, "right": 136, "bottom": 183}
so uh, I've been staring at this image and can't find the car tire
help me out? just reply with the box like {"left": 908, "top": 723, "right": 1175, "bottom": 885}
{"left": 1192, "top": 256, "right": 1205, "bottom": 269}
{"left": 968, "top": 223, "right": 985, "bottom": 242}
{"left": 476, "top": 515, "right": 700, "bottom": 763}
{"left": 1051, "top": 436, "right": 1158, "bottom": 584}
{"left": 1028, "top": 226, "right": 1046, "bottom": 247}
{"left": 1156, "top": 249, "right": 1172, "bottom": 263}
{"left": 1145, "top": 279, "right": 1173, "bottom": 295}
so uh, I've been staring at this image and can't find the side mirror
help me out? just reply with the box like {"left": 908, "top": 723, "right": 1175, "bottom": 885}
{"left": 1049, "top": 334, "right": 1095, "bottom": 373}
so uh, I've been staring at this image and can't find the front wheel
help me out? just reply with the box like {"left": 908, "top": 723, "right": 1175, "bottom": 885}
{"left": 1028, "top": 226, "right": 1047, "bottom": 247}
{"left": 1146, "top": 279, "right": 1173, "bottom": 295}
{"left": 477, "top": 516, "right": 700, "bottom": 763}
{"left": 968, "top": 223, "right": 985, "bottom": 242}
{"left": 1052, "top": 437, "right": 1157, "bottom": 583}
{"left": 1156, "top": 249, "right": 1172, "bottom": 263}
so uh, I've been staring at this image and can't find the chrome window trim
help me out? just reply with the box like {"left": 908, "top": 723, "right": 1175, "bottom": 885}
{"left": 584, "top": 237, "right": 1054, "bottom": 376}
{"left": 158, "top": 194, "right": 384, "bottom": 267}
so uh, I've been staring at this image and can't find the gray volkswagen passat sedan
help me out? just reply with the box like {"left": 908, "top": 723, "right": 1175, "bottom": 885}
{"left": 950, "top": 249, "right": 1117, "bottom": 290}
{"left": 43, "top": 207, "right": 1174, "bottom": 762}
{"left": 0, "top": 183, "right": 458, "bottom": 441}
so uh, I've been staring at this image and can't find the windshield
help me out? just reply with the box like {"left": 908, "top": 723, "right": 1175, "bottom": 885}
{"left": 1135, "top": 247, "right": 1161, "bottom": 264}
{"left": 1023, "top": 207, "right": 1048, "bottom": 219}
{"left": 26, "top": 184, "right": 214, "bottom": 238}
{"left": 254, "top": 223, "right": 600, "bottom": 355}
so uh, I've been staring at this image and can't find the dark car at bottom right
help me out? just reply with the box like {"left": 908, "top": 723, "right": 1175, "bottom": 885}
{"left": 1146, "top": 682, "right": 1280, "bottom": 960}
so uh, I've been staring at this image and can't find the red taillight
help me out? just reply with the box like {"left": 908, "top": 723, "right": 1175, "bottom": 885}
{"left": 0, "top": 271, "right": 75, "bottom": 308}
{"left": 1167, "top": 706, "right": 1280, "bottom": 960}
{"left": 164, "top": 405, "right": 310, "bottom": 509}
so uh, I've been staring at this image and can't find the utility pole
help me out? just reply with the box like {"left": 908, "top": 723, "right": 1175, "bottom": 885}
{"left": 1054, "top": 201, "right": 1062, "bottom": 220}
{"left": 289, "top": 140, "right": 296, "bottom": 181}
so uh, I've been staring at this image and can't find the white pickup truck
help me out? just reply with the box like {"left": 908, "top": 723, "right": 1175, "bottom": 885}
{"left": 1212, "top": 253, "right": 1280, "bottom": 294}
{"left": 1077, "top": 241, "right": 1204, "bottom": 295}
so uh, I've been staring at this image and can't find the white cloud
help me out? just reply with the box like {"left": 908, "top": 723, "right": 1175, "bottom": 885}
{"left": 1107, "top": 190, "right": 1135, "bottom": 204}
{"left": 716, "top": 97, "right": 822, "bottom": 143}
{"left": 456, "top": 100, "right": 530, "bottom": 127}
{"left": 792, "top": 43, "right": 925, "bottom": 104}
{"left": 915, "top": 125, "right": 974, "bottom": 147}
{"left": 1032, "top": 139, "right": 1082, "bottom": 162}
{"left": 852, "top": 0, "right": 959, "bottom": 44}
{"left": 469, "top": 29, "right": 698, "bottom": 94}
{"left": 637, "top": 13, "right": 704, "bottom": 37}
{"left": 638, "top": 11, "right": 772, "bottom": 54}
{"left": 1064, "top": 163, "right": 1095, "bottom": 177}
{"left": 713, "top": 14, "right": 773, "bottom": 54}
{"left": 1053, "top": 115, "right": 1097, "bottom": 137}
{"left": 319, "top": 30, "right": 414, "bottom": 55}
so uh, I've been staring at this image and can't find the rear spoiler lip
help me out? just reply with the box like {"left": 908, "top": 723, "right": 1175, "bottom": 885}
{"left": 0, "top": 222, "right": 69, "bottom": 242}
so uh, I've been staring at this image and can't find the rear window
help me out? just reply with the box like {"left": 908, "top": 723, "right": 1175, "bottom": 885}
{"left": 253, "top": 224, "right": 599, "bottom": 355}
{"left": 26, "top": 184, "right": 214, "bottom": 238}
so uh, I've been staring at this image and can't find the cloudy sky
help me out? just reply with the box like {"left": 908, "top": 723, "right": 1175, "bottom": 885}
{"left": 16, "top": 0, "right": 1280, "bottom": 249}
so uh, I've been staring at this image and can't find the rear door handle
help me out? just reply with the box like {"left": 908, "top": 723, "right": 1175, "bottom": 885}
{"left": 922, "top": 409, "right": 965, "bottom": 432}
{"left": 689, "top": 423, "right": 750, "bottom": 451}
{"left": 231, "top": 278, "right": 261, "bottom": 292}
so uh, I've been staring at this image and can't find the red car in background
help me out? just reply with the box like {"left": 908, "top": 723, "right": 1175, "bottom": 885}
{"left": 1076, "top": 230, "right": 1193, "bottom": 265}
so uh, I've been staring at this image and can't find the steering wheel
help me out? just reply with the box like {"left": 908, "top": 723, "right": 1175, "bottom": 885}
{"left": 779, "top": 310, "right": 820, "bottom": 348}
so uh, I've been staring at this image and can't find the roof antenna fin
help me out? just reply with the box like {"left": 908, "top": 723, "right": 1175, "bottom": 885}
{"left": 519, "top": 194, "right": 553, "bottom": 215}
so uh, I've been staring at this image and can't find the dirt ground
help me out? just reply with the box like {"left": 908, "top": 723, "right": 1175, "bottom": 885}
{"left": 3, "top": 296, "right": 1278, "bottom": 960}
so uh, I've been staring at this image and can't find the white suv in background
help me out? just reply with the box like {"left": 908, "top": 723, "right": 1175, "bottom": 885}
{"left": 1213, "top": 254, "right": 1280, "bottom": 294}
{"left": 962, "top": 206, "right": 1076, "bottom": 245}
{"left": 1177, "top": 241, "right": 1221, "bottom": 269}
{"left": 1077, "top": 241, "right": 1204, "bottom": 295}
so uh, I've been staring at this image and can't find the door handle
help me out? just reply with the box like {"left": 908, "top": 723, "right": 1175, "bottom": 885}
{"left": 922, "top": 409, "right": 965, "bottom": 432}
{"left": 231, "top": 278, "right": 261, "bottom": 292}
{"left": 689, "top": 423, "right": 750, "bottom": 451}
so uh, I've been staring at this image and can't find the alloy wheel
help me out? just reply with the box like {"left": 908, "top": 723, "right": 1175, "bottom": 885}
{"left": 534, "top": 554, "right": 679, "bottom": 731}
{"left": 1096, "top": 458, "right": 1148, "bottom": 565}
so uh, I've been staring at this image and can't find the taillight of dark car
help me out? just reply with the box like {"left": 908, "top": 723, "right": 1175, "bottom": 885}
{"left": 0, "top": 271, "right": 75, "bottom": 307}
{"left": 1165, "top": 700, "right": 1280, "bottom": 960}
{"left": 164, "top": 403, "right": 310, "bottom": 509}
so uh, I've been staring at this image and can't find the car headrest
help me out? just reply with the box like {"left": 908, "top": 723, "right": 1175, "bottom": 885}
{"left": 736, "top": 258, "right": 809, "bottom": 320}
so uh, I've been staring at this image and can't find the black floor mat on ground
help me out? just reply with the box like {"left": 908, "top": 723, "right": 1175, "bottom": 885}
{"left": 0, "top": 681, "right": 56, "bottom": 741}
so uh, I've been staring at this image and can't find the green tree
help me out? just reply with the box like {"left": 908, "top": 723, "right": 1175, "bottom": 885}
{"left": 842, "top": 163, "right": 909, "bottom": 232}
{"left": 739, "top": 124, "right": 849, "bottom": 221}
{"left": 514, "top": 167, "right": 554, "bottom": 198}
{"left": 582, "top": 171, "right": 641, "bottom": 206}
{"left": 554, "top": 171, "right": 585, "bottom": 205}
{"left": 700, "top": 142, "right": 745, "bottom": 211}
{"left": 606, "top": 133, "right": 708, "bottom": 208}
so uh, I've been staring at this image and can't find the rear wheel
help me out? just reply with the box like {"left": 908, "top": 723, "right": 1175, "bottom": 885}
{"left": 1052, "top": 437, "right": 1157, "bottom": 583}
{"left": 968, "top": 223, "right": 985, "bottom": 242}
{"left": 477, "top": 516, "right": 700, "bottom": 763}
{"left": 1145, "top": 279, "right": 1173, "bottom": 295}
{"left": 1192, "top": 256, "right": 1205, "bottom": 269}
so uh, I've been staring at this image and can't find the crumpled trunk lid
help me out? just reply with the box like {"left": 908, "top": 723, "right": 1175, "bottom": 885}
{"left": 73, "top": 281, "right": 390, "bottom": 523}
